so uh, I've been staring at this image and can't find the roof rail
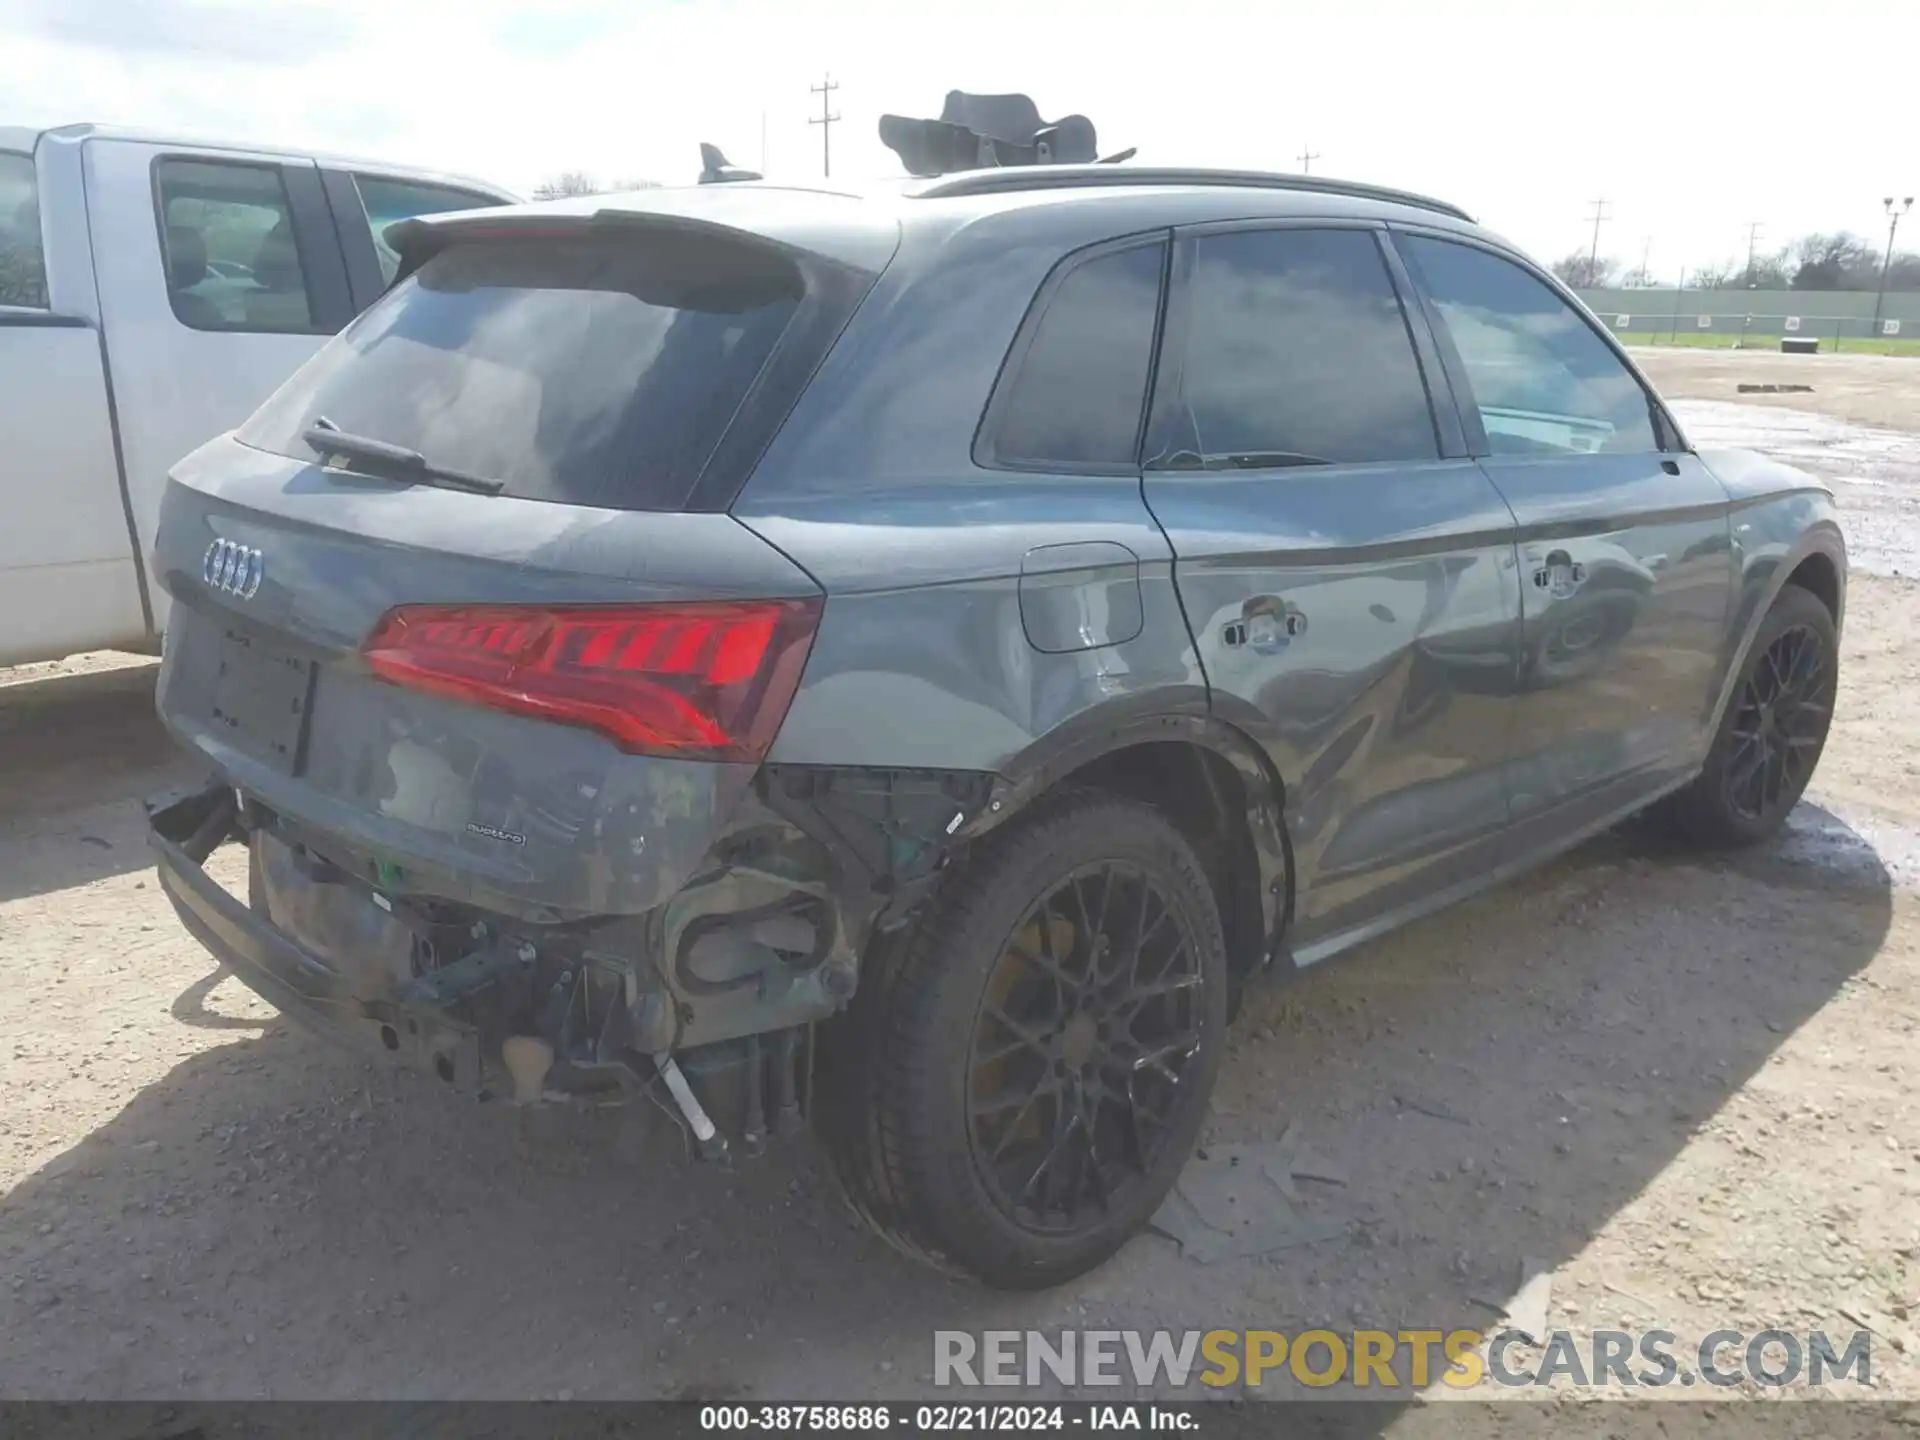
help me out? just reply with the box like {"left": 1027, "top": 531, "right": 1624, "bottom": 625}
{"left": 911, "top": 165, "right": 1474, "bottom": 222}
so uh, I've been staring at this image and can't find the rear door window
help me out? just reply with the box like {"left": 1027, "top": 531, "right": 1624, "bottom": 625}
{"left": 353, "top": 174, "right": 504, "bottom": 285}
{"left": 984, "top": 239, "right": 1166, "bottom": 470}
{"left": 0, "top": 151, "right": 47, "bottom": 309}
{"left": 1399, "top": 234, "right": 1659, "bottom": 457}
{"left": 1168, "top": 227, "right": 1438, "bottom": 468}
{"left": 156, "top": 159, "right": 319, "bottom": 333}
{"left": 238, "top": 232, "right": 805, "bottom": 511}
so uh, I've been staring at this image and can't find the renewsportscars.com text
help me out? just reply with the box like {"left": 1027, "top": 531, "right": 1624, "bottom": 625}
{"left": 934, "top": 1328, "right": 1873, "bottom": 1391}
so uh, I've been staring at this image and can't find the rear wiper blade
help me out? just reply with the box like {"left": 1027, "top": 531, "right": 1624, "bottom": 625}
{"left": 302, "top": 419, "right": 505, "bottom": 496}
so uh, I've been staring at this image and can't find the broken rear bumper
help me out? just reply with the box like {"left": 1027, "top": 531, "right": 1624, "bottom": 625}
{"left": 146, "top": 784, "right": 485, "bottom": 1088}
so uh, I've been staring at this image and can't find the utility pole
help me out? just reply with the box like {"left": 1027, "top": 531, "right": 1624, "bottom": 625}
{"left": 760, "top": 110, "right": 768, "bottom": 174}
{"left": 1872, "top": 196, "right": 1914, "bottom": 341}
{"left": 1586, "top": 198, "right": 1610, "bottom": 280}
{"left": 809, "top": 73, "right": 841, "bottom": 179}
{"left": 1744, "top": 220, "right": 1764, "bottom": 286}
{"left": 1297, "top": 147, "right": 1320, "bottom": 174}
{"left": 1638, "top": 236, "right": 1652, "bottom": 286}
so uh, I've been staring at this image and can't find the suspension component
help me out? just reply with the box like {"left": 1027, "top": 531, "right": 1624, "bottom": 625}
{"left": 656, "top": 1054, "right": 729, "bottom": 1164}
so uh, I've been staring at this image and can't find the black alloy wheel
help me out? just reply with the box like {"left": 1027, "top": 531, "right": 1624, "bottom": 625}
{"left": 966, "top": 862, "right": 1204, "bottom": 1234}
{"left": 1656, "top": 583, "right": 1837, "bottom": 847}
{"left": 1722, "top": 619, "right": 1834, "bottom": 825}
{"left": 816, "top": 790, "right": 1229, "bottom": 1289}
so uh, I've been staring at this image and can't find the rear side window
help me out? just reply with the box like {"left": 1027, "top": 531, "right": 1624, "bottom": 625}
{"left": 156, "top": 159, "right": 318, "bottom": 334}
{"left": 1170, "top": 228, "right": 1437, "bottom": 468}
{"left": 238, "top": 233, "right": 804, "bottom": 511}
{"left": 0, "top": 151, "right": 46, "bottom": 309}
{"left": 1400, "top": 234, "right": 1658, "bottom": 457}
{"left": 353, "top": 175, "right": 504, "bottom": 285}
{"left": 986, "top": 240, "right": 1165, "bottom": 470}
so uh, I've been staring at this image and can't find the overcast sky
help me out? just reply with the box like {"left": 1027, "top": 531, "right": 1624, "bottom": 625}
{"left": 2, "top": 0, "right": 1913, "bottom": 280}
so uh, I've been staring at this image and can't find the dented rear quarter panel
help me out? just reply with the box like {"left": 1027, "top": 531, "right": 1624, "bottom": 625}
{"left": 736, "top": 205, "right": 1208, "bottom": 776}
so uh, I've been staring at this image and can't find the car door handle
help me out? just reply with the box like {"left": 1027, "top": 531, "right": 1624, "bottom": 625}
{"left": 1222, "top": 599, "right": 1305, "bottom": 650}
{"left": 1532, "top": 552, "right": 1586, "bottom": 596}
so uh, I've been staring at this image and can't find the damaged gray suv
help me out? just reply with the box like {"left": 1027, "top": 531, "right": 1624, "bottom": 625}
{"left": 148, "top": 141, "right": 1846, "bottom": 1289}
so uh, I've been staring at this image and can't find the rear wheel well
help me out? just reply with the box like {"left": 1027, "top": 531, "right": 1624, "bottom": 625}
{"left": 1057, "top": 741, "right": 1270, "bottom": 978}
{"left": 1785, "top": 552, "right": 1840, "bottom": 620}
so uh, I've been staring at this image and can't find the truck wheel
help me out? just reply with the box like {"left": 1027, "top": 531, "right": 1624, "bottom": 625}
{"left": 1658, "top": 584, "right": 1837, "bottom": 847}
{"left": 818, "top": 790, "right": 1228, "bottom": 1289}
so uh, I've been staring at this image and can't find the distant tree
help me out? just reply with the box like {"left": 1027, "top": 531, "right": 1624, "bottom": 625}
{"left": 532, "top": 171, "right": 603, "bottom": 200}
{"left": 1885, "top": 253, "right": 1920, "bottom": 292}
{"left": 530, "top": 172, "right": 663, "bottom": 200}
{"left": 1789, "top": 232, "right": 1880, "bottom": 291}
{"left": 1741, "top": 246, "right": 1793, "bottom": 289}
{"left": 1687, "top": 259, "right": 1738, "bottom": 289}
{"left": 1551, "top": 252, "right": 1619, "bottom": 288}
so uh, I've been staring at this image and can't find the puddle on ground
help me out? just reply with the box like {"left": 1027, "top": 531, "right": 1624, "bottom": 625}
{"left": 1753, "top": 800, "right": 1920, "bottom": 892}
{"left": 1671, "top": 400, "right": 1920, "bottom": 578}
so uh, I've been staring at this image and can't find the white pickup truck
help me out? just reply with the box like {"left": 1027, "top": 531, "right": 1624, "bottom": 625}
{"left": 0, "top": 123, "right": 514, "bottom": 666}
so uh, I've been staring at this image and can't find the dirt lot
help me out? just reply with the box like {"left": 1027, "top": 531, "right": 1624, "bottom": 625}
{"left": 1637, "top": 348, "right": 1920, "bottom": 433}
{"left": 4, "top": 354, "right": 1920, "bottom": 1415}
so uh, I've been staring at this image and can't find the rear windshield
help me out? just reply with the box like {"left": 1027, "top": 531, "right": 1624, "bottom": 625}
{"left": 238, "top": 232, "right": 804, "bottom": 510}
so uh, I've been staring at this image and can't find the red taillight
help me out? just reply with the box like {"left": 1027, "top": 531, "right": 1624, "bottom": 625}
{"left": 361, "top": 599, "right": 821, "bottom": 761}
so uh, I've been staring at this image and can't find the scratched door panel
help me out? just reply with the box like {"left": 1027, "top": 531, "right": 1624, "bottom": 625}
{"left": 1147, "top": 463, "right": 1522, "bottom": 955}
{"left": 1139, "top": 224, "right": 1524, "bottom": 960}
{"left": 1391, "top": 229, "right": 1735, "bottom": 842}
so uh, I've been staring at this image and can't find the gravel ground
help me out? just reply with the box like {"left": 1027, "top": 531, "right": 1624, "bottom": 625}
{"left": 3, "top": 353, "right": 1919, "bottom": 1415}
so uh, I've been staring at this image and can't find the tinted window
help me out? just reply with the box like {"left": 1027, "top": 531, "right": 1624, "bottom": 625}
{"left": 238, "top": 234, "right": 802, "bottom": 511}
{"left": 1401, "top": 235, "right": 1658, "bottom": 457}
{"left": 1174, "top": 228, "right": 1436, "bottom": 468}
{"left": 354, "top": 174, "right": 503, "bottom": 285}
{"left": 156, "top": 159, "right": 317, "bottom": 333}
{"left": 991, "top": 241, "right": 1164, "bottom": 468}
{"left": 0, "top": 151, "right": 46, "bottom": 309}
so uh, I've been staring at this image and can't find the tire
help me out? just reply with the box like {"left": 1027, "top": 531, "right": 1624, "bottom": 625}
{"left": 817, "top": 790, "right": 1229, "bottom": 1289}
{"left": 1657, "top": 583, "right": 1837, "bottom": 847}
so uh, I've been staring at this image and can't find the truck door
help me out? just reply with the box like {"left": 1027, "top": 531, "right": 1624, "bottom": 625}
{"left": 0, "top": 140, "right": 148, "bottom": 662}
{"left": 81, "top": 139, "right": 356, "bottom": 635}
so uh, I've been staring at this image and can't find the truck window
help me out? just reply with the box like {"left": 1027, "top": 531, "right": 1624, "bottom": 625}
{"left": 353, "top": 175, "right": 503, "bottom": 285}
{"left": 0, "top": 152, "right": 46, "bottom": 310}
{"left": 155, "top": 158, "right": 321, "bottom": 334}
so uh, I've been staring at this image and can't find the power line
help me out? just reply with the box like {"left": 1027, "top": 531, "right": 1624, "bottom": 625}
{"left": 1297, "top": 147, "right": 1321, "bottom": 174}
{"left": 1586, "top": 198, "right": 1611, "bottom": 272}
{"left": 809, "top": 73, "right": 841, "bottom": 179}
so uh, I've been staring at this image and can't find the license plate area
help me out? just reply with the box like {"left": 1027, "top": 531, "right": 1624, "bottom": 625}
{"left": 208, "top": 627, "right": 316, "bottom": 775}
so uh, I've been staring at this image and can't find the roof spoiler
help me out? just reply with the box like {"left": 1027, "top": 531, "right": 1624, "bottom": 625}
{"left": 879, "top": 91, "right": 1135, "bottom": 178}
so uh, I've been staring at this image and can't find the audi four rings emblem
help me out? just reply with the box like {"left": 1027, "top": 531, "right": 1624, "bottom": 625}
{"left": 202, "top": 539, "right": 264, "bottom": 599}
